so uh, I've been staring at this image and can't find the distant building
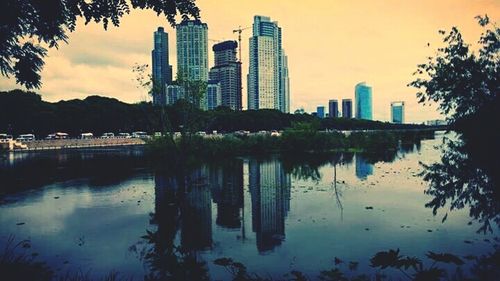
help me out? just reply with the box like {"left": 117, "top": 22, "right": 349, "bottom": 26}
{"left": 328, "top": 99, "right": 338, "bottom": 118}
{"left": 425, "top": 119, "right": 447, "bottom": 126}
{"left": 316, "top": 106, "right": 325, "bottom": 118}
{"left": 207, "top": 80, "right": 222, "bottom": 110}
{"left": 248, "top": 15, "right": 290, "bottom": 112}
{"left": 166, "top": 84, "right": 185, "bottom": 105}
{"left": 342, "top": 99, "right": 353, "bottom": 118}
{"left": 152, "top": 27, "right": 173, "bottom": 105}
{"left": 355, "top": 82, "right": 373, "bottom": 120}
{"left": 209, "top": 41, "right": 242, "bottom": 110}
{"left": 391, "top": 101, "right": 405, "bottom": 124}
{"left": 176, "top": 20, "right": 208, "bottom": 109}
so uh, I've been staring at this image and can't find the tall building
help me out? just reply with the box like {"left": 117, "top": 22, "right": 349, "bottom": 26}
{"left": 355, "top": 82, "right": 373, "bottom": 120}
{"left": 152, "top": 27, "right": 173, "bottom": 105}
{"left": 209, "top": 41, "right": 242, "bottom": 110}
{"left": 176, "top": 20, "right": 209, "bottom": 109}
{"left": 391, "top": 101, "right": 405, "bottom": 124}
{"left": 166, "top": 84, "right": 184, "bottom": 105}
{"left": 342, "top": 99, "right": 353, "bottom": 118}
{"left": 316, "top": 106, "right": 325, "bottom": 118}
{"left": 207, "top": 80, "right": 222, "bottom": 110}
{"left": 328, "top": 99, "right": 339, "bottom": 118}
{"left": 248, "top": 15, "right": 290, "bottom": 112}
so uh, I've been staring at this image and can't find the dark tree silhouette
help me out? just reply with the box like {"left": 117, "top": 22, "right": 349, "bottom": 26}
{"left": 0, "top": 0, "right": 200, "bottom": 89}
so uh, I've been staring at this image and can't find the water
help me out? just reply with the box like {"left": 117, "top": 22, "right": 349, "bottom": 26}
{"left": 0, "top": 133, "right": 497, "bottom": 280}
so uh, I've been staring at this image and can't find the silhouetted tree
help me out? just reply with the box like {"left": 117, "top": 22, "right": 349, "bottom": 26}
{"left": 0, "top": 0, "right": 200, "bottom": 89}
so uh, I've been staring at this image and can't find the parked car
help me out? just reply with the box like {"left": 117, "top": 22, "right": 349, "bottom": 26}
{"left": 195, "top": 131, "right": 206, "bottom": 137}
{"left": 101, "top": 132, "right": 115, "bottom": 138}
{"left": 153, "top": 132, "right": 162, "bottom": 137}
{"left": 16, "top": 134, "right": 35, "bottom": 142}
{"left": 0, "top": 134, "right": 13, "bottom": 141}
{"left": 80, "top": 132, "right": 94, "bottom": 139}
{"left": 270, "top": 130, "right": 280, "bottom": 137}
{"left": 118, "top": 133, "right": 131, "bottom": 138}
{"left": 54, "top": 132, "right": 69, "bottom": 139}
{"left": 132, "top": 131, "right": 148, "bottom": 138}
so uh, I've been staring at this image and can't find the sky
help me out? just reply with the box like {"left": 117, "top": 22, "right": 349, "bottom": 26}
{"left": 0, "top": 0, "right": 498, "bottom": 123}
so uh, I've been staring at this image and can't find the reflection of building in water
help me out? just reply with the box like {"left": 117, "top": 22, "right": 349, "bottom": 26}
{"left": 210, "top": 160, "right": 244, "bottom": 229}
{"left": 181, "top": 166, "right": 213, "bottom": 251}
{"left": 355, "top": 154, "right": 373, "bottom": 180}
{"left": 153, "top": 173, "right": 181, "bottom": 251}
{"left": 249, "top": 159, "right": 291, "bottom": 252}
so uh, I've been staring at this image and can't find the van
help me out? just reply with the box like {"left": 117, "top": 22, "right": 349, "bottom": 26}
{"left": 80, "top": 133, "right": 94, "bottom": 139}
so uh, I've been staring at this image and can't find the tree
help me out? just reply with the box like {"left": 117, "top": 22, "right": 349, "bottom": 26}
{"left": 409, "top": 15, "right": 499, "bottom": 127}
{"left": 0, "top": 0, "right": 200, "bottom": 89}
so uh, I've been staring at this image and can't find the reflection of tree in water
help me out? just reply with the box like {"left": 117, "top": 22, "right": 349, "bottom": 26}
{"left": 422, "top": 136, "right": 499, "bottom": 233}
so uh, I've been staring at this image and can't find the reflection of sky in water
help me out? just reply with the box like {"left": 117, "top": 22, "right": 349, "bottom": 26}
{"left": 0, "top": 135, "right": 497, "bottom": 279}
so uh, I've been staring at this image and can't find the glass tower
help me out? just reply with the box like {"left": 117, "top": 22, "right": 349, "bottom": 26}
{"left": 317, "top": 106, "right": 325, "bottom": 118}
{"left": 248, "top": 15, "right": 290, "bottom": 112}
{"left": 391, "top": 101, "right": 405, "bottom": 124}
{"left": 152, "top": 27, "right": 172, "bottom": 106}
{"left": 355, "top": 82, "right": 373, "bottom": 120}
{"left": 328, "top": 99, "right": 338, "bottom": 118}
{"left": 176, "top": 20, "right": 209, "bottom": 109}
{"left": 342, "top": 99, "right": 352, "bottom": 118}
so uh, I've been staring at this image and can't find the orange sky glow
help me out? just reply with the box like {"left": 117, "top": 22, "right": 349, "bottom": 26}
{"left": 0, "top": 0, "right": 498, "bottom": 123}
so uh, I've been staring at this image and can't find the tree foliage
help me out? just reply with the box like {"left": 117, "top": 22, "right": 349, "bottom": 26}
{"left": 0, "top": 0, "right": 200, "bottom": 89}
{"left": 409, "top": 15, "right": 499, "bottom": 125}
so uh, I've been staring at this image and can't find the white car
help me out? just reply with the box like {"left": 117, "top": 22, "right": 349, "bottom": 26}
{"left": 16, "top": 134, "right": 35, "bottom": 142}
{"left": 132, "top": 131, "right": 148, "bottom": 138}
{"left": 101, "top": 132, "right": 115, "bottom": 138}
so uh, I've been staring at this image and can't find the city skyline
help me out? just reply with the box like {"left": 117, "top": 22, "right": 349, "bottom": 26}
{"left": 0, "top": 0, "right": 497, "bottom": 122}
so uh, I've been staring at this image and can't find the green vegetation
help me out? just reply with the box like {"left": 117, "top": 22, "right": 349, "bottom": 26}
{"left": 0, "top": 89, "right": 438, "bottom": 137}
{"left": 147, "top": 123, "right": 435, "bottom": 159}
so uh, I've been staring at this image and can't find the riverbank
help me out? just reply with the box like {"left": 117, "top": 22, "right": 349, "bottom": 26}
{"left": 2, "top": 138, "right": 145, "bottom": 152}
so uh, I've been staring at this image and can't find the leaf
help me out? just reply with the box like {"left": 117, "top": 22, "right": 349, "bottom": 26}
{"left": 426, "top": 251, "right": 464, "bottom": 265}
{"left": 370, "top": 249, "right": 401, "bottom": 269}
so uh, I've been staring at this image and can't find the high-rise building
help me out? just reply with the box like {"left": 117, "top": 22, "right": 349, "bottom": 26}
{"left": 166, "top": 84, "right": 184, "bottom": 105}
{"left": 207, "top": 80, "right": 222, "bottom": 110}
{"left": 355, "top": 82, "right": 373, "bottom": 120}
{"left": 317, "top": 106, "right": 325, "bottom": 118}
{"left": 176, "top": 20, "right": 209, "bottom": 109}
{"left": 152, "top": 27, "right": 173, "bottom": 105}
{"left": 342, "top": 99, "right": 353, "bottom": 118}
{"left": 391, "top": 101, "right": 405, "bottom": 124}
{"left": 209, "top": 41, "right": 242, "bottom": 110}
{"left": 248, "top": 15, "right": 290, "bottom": 112}
{"left": 328, "top": 99, "right": 339, "bottom": 118}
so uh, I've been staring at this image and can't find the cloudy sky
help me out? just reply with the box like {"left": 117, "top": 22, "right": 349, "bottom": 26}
{"left": 0, "top": 0, "right": 498, "bottom": 123}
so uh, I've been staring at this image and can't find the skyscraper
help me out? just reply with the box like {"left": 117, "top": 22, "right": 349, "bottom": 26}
{"left": 176, "top": 20, "right": 209, "bottom": 109}
{"left": 248, "top": 15, "right": 290, "bottom": 112}
{"left": 317, "top": 106, "right": 325, "bottom": 118}
{"left": 209, "top": 41, "right": 242, "bottom": 110}
{"left": 328, "top": 99, "right": 339, "bottom": 118}
{"left": 391, "top": 101, "right": 405, "bottom": 124}
{"left": 355, "top": 82, "right": 373, "bottom": 120}
{"left": 152, "top": 27, "right": 172, "bottom": 106}
{"left": 207, "top": 80, "right": 222, "bottom": 110}
{"left": 342, "top": 99, "right": 353, "bottom": 118}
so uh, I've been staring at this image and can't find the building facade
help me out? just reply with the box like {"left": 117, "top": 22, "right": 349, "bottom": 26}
{"left": 207, "top": 80, "right": 222, "bottom": 110}
{"left": 328, "top": 99, "right": 338, "bottom": 118}
{"left": 355, "top": 82, "right": 373, "bottom": 120}
{"left": 248, "top": 15, "right": 290, "bottom": 112}
{"left": 391, "top": 101, "right": 405, "bottom": 124}
{"left": 152, "top": 27, "right": 173, "bottom": 105}
{"left": 176, "top": 20, "right": 209, "bottom": 109}
{"left": 342, "top": 99, "right": 353, "bottom": 118}
{"left": 165, "top": 84, "right": 185, "bottom": 105}
{"left": 316, "top": 106, "right": 325, "bottom": 118}
{"left": 209, "top": 41, "right": 242, "bottom": 110}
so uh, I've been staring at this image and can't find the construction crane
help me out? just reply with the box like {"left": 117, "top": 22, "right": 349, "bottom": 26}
{"left": 232, "top": 26, "right": 251, "bottom": 63}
